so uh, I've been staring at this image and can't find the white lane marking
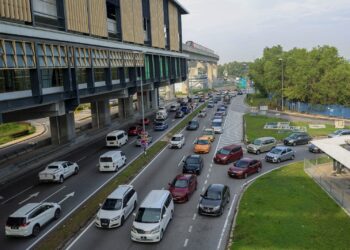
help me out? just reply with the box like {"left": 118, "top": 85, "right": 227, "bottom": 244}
{"left": 207, "top": 174, "right": 210, "bottom": 178}
{"left": 61, "top": 105, "right": 206, "bottom": 250}
{"left": 184, "top": 238, "right": 189, "bottom": 247}
{"left": 188, "top": 225, "right": 192, "bottom": 233}
{"left": 172, "top": 119, "right": 175, "bottom": 122}
{"left": 210, "top": 163, "right": 213, "bottom": 167}
{"left": 178, "top": 156, "right": 185, "bottom": 167}
{"left": 217, "top": 194, "right": 237, "bottom": 250}
{"left": 58, "top": 192, "right": 75, "bottom": 205}
{"left": 204, "top": 180, "right": 208, "bottom": 185}
{"left": 18, "top": 192, "right": 40, "bottom": 205}
{"left": 1, "top": 185, "right": 34, "bottom": 205}
{"left": 41, "top": 186, "right": 66, "bottom": 203}
{"left": 129, "top": 138, "right": 137, "bottom": 145}
{"left": 192, "top": 213, "right": 197, "bottom": 221}
{"left": 77, "top": 156, "right": 87, "bottom": 163}
{"left": 202, "top": 186, "right": 205, "bottom": 192}
{"left": 209, "top": 168, "right": 212, "bottom": 172}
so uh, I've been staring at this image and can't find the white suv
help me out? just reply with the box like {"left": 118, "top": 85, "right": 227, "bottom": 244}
{"left": 95, "top": 185, "right": 137, "bottom": 228}
{"left": 5, "top": 202, "right": 61, "bottom": 237}
{"left": 169, "top": 134, "right": 185, "bottom": 149}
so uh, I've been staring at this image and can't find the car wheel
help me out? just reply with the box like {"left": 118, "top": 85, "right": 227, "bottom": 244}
{"left": 244, "top": 172, "right": 248, "bottom": 179}
{"left": 256, "top": 150, "right": 260, "bottom": 155}
{"left": 291, "top": 155, "right": 295, "bottom": 160}
{"left": 74, "top": 168, "right": 79, "bottom": 175}
{"left": 293, "top": 142, "right": 296, "bottom": 146}
{"left": 54, "top": 209, "right": 61, "bottom": 220}
{"left": 277, "top": 158, "right": 281, "bottom": 163}
{"left": 59, "top": 175, "right": 64, "bottom": 183}
{"left": 120, "top": 216, "right": 125, "bottom": 226}
{"left": 32, "top": 224, "right": 40, "bottom": 237}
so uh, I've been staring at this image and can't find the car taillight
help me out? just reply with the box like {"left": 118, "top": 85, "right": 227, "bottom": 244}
{"left": 20, "top": 222, "right": 30, "bottom": 227}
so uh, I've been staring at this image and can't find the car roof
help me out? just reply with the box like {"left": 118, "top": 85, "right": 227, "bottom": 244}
{"left": 107, "top": 130, "right": 125, "bottom": 136}
{"left": 198, "top": 136, "right": 210, "bottom": 140}
{"left": 107, "top": 185, "right": 133, "bottom": 199}
{"left": 173, "top": 134, "right": 183, "bottom": 137}
{"left": 207, "top": 184, "right": 225, "bottom": 192}
{"left": 256, "top": 137, "right": 275, "bottom": 141}
{"left": 100, "top": 151, "right": 122, "bottom": 158}
{"left": 140, "top": 190, "right": 170, "bottom": 208}
{"left": 187, "top": 154, "right": 201, "bottom": 159}
{"left": 176, "top": 174, "right": 192, "bottom": 180}
{"left": 222, "top": 144, "right": 241, "bottom": 150}
{"left": 10, "top": 203, "right": 53, "bottom": 217}
{"left": 48, "top": 161, "right": 67, "bottom": 166}
{"left": 212, "top": 119, "right": 222, "bottom": 122}
{"left": 274, "top": 146, "right": 290, "bottom": 150}
{"left": 239, "top": 157, "right": 254, "bottom": 162}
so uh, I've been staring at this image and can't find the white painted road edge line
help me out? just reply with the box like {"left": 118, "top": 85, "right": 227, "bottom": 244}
{"left": 41, "top": 186, "right": 66, "bottom": 203}
{"left": 184, "top": 238, "right": 189, "bottom": 247}
{"left": 1, "top": 185, "right": 34, "bottom": 205}
{"left": 188, "top": 225, "right": 192, "bottom": 233}
{"left": 192, "top": 213, "right": 197, "bottom": 221}
{"left": 217, "top": 194, "right": 237, "bottom": 250}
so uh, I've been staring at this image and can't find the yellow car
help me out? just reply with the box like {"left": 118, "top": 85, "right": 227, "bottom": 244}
{"left": 194, "top": 137, "right": 211, "bottom": 154}
{"left": 202, "top": 128, "right": 215, "bottom": 142}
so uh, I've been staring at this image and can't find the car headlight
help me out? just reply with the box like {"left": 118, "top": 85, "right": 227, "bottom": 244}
{"left": 213, "top": 205, "right": 221, "bottom": 211}
{"left": 111, "top": 215, "right": 120, "bottom": 221}
{"left": 131, "top": 226, "right": 138, "bottom": 233}
{"left": 95, "top": 215, "right": 100, "bottom": 221}
{"left": 289, "top": 140, "right": 294, "bottom": 143}
{"left": 199, "top": 203, "right": 204, "bottom": 208}
{"left": 150, "top": 225, "right": 160, "bottom": 234}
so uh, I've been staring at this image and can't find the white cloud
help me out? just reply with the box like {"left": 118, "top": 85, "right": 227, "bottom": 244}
{"left": 178, "top": 0, "right": 350, "bottom": 63}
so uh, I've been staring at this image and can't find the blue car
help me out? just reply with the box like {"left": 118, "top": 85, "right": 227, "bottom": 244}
{"left": 181, "top": 106, "right": 191, "bottom": 114}
{"left": 154, "top": 121, "right": 169, "bottom": 131}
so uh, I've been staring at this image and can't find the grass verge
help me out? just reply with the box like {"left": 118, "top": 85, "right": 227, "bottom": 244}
{"left": 232, "top": 161, "right": 350, "bottom": 250}
{"left": 36, "top": 104, "right": 206, "bottom": 250}
{"left": 0, "top": 122, "right": 35, "bottom": 145}
{"left": 244, "top": 114, "right": 350, "bottom": 143}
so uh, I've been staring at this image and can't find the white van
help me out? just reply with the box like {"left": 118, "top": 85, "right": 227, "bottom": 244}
{"left": 212, "top": 118, "right": 223, "bottom": 134}
{"left": 99, "top": 151, "right": 126, "bottom": 172}
{"left": 131, "top": 190, "right": 174, "bottom": 242}
{"left": 106, "top": 130, "right": 128, "bottom": 147}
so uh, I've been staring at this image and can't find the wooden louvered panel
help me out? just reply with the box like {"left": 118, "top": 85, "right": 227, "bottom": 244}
{"left": 120, "top": 0, "right": 134, "bottom": 43}
{"left": 132, "top": 0, "right": 144, "bottom": 44}
{"left": 89, "top": 0, "right": 108, "bottom": 37}
{"left": 157, "top": 0, "right": 165, "bottom": 48}
{"left": 149, "top": 0, "right": 159, "bottom": 48}
{"left": 169, "top": 2, "right": 179, "bottom": 51}
{"left": 65, "top": 0, "right": 89, "bottom": 34}
{"left": 0, "top": 0, "right": 32, "bottom": 22}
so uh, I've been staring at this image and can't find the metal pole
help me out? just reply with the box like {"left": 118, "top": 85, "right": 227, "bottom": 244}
{"left": 140, "top": 65, "right": 145, "bottom": 134}
{"left": 281, "top": 60, "right": 284, "bottom": 111}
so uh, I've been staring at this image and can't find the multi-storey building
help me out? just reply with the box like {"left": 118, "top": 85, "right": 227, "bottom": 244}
{"left": 0, "top": 0, "right": 188, "bottom": 143}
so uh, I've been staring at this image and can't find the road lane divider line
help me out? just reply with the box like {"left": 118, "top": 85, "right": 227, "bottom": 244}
{"left": 202, "top": 186, "right": 205, "bottom": 192}
{"left": 1, "top": 185, "right": 34, "bottom": 205}
{"left": 216, "top": 194, "right": 237, "bottom": 250}
{"left": 209, "top": 168, "right": 212, "bottom": 172}
{"left": 207, "top": 174, "right": 210, "bottom": 178}
{"left": 204, "top": 180, "right": 208, "bottom": 185}
{"left": 188, "top": 225, "right": 192, "bottom": 233}
{"left": 18, "top": 192, "right": 40, "bottom": 205}
{"left": 41, "top": 186, "right": 66, "bottom": 203}
{"left": 77, "top": 156, "right": 87, "bottom": 163}
{"left": 192, "top": 213, "right": 197, "bottom": 221}
{"left": 184, "top": 238, "right": 189, "bottom": 247}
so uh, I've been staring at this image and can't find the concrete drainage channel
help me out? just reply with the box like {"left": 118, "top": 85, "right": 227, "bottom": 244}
{"left": 32, "top": 103, "right": 206, "bottom": 250}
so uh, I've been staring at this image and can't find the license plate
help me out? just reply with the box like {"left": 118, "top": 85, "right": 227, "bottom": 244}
{"left": 141, "top": 236, "right": 147, "bottom": 240}
{"left": 11, "top": 226, "right": 19, "bottom": 229}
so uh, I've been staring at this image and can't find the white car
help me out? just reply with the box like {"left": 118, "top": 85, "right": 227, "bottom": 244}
{"left": 95, "top": 185, "right": 137, "bottom": 228}
{"left": 5, "top": 202, "right": 61, "bottom": 237}
{"left": 169, "top": 104, "right": 179, "bottom": 112}
{"left": 169, "top": 134, "right": 185, "bottom": 149}
{"left": 38, "top": 161, "right": 79, "bottom": 183}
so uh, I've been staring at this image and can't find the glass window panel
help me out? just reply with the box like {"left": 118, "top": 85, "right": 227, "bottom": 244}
{"left": 15, "top": 42, "right": 24, "bottom": 55}
{"left": 0, "top": 70, "right": 5, "bottom": 92}
{"left": 25, "top": 43, "right": 33, "bottom": 55}
{"left": 91, "top": 50, "right": 96, "bottom": 58}
{"left": 38, "top": 45, "right": 45, "bottom": 56}
{"left": 17, "top": 56, "right": 25, "bottom": 67}
{"left": 27, "top": 56, "right": 34, "bottom": 67}
{"left": 0, "top": 43, "right": 3, "bottom": 54}
{"left": 6, "top": 56, "right": 15, "bottom": 68}
{"left": 39, "top": 57, "right": 46, "bottom": 67}
{"left": 94, "top": 68, "right": 105, "bottom": 82}
{"left": 53, "top": 46, "right": 59, "bottom": 56}
{"left": 0, "top": 57, "right": 4, "bottom": 68}
{"left": 54, "top": 57, "right": 60, "bottom": 66}
{"left": 76, "top": 68, "right": 88, "bottom": 84}
{"left": 5, "top": 41, "right": 14, "bottom": 54}
{"left": 111, "top": 68, "right": 119, "bottom": 80}
{"left": 46, "top": 45, "right": 52, "bottom": 56}
{"left": 60, "top": 46, "right": 66, "bottom": 56}
{"left": 47, "top": 57, "right": 54, "bottom": 67}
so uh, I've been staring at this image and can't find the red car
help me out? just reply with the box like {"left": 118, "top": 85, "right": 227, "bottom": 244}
{"left": 128, "top": 125, "right": 143, "bottom": 136}
{"left": 138, "top": 118, "right": 150, "bottom": 126}
{"left": 168, "top": 174, "right": 197, "bottom": 203}
{"left": 214, "top": 144, "right": 243, "bottom": 164}
{"left": 228, "top": 158, "right": 262, "bottom": 179}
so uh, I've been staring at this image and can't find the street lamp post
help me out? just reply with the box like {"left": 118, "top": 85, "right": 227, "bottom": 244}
{"left": 278, "top": 58, "right": 284, "bottom": 111}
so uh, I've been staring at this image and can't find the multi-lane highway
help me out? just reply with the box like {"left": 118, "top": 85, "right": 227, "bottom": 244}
{"left": 65, "top": 95, "right": 319, "bottom": 250}
{"left": 0, "top": 103, "right": 198, "bottom": 250}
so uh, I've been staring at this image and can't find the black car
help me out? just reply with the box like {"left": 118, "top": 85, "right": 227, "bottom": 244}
{"left": 237, "top": 90, "right": 243, "bottom": 95}
{"left": 175, "top": 110, "right": 185, "bottom": 118}
{"left": 186, "top": 120, "right": 199, "bottom": 130}
{"left": 207, "top": 102, "right": 214, "bottom": 108}
{"left": 198, "top": 184, "right": 230, "bottom": 216}
{"left": 283, "top": 132, "right": 311, "bottom": 146}
{"left": 183, "top": 155, "right": 203, "bottom": 175}
{"left": 309, "top": 143, "right": 322, "bottom": 153}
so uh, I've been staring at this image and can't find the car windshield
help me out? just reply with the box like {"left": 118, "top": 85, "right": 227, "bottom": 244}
{"left": 102, "top": 198, "right": 122, "bottom": 211}
{"left": 196, "top": 140, "right": 209, "bottom": 145}
{"left": 100, "top": 157, "right": 113, "bottom": 163}
{"left": 172, "top": 179, "right": 188, "bottom": 188}
{"left": 289, "top": 133, "right": 300, "bottom": 139}
{"left": 172, "top": 136, "right": 182, "bottom": 141}
{"left": 47, "top": 165, "right": 59, "bottom": 169}
{"left": 6, "top": 217, "right": 26, "bottom": 227}
{"left": 186, "top": 157, "right": 199, "bottom": 165}
{"left": 270, "top": 148, "right": 282, "bottom": 154}
{"left": 155, "top": 122, "right": 164, "bottom": 126}
{"left": 215, "top": 113, "right": 222, "bottom": 116}
{"left": 218, "top": 148, "right": 230, "bottom": 155}
{"left": 212, "top": 122, "right": 222, "bottom": 127}
{"left": 106, "top": 136, "right": 116, "bottom": 141}
{"left": 189, "top": 121, "right": 197, "bottom": 126}
{"left": 204, "top": 190, "right": 221, "bottom": 200}
{"left": 235, "top": 160, "right": 249, "bottom": 168}
{"left": 204, "top": 130, "right": 214, "bottom": 135}
{"left": 135, "top": 208, "right": 161, "bottom": 223}
{"left": 253, "top": 139, "right": 262, "bottom": 146}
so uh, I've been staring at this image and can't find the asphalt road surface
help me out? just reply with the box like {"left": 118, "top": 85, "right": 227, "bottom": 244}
{"left": 0, "top": 104, "right": 197, "bottom": 250}
{"left": 66, "top": 95, "right": 321, "bottom": 250}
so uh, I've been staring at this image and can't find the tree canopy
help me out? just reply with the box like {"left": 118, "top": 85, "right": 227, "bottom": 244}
{"left": 249, "top": 45, "right": 350, "bottom": 106}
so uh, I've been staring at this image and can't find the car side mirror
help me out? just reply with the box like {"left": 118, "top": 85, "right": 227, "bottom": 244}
{"left": 200, "top": 194, "right": 204, "bottom": 198}
{"left": 133, "top": 213, "right": 136, "bottom": 217}
{"left": 99, "top": 203, "right": 102, "bottom": 207}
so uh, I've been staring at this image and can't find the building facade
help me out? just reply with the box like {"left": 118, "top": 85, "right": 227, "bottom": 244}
{"left": 0, "top": 0, "right": 188, "bottom": 142}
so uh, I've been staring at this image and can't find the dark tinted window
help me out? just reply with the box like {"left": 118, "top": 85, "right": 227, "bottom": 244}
{"left": 6, "top": 217, "right": 26, "bottom": 226}
{"left": 102, "top": 199, "right": 122, "bottom": 210}
{"left": 165, "top": 194, "right": 172, "bottom": 207}
{"left": 135, "top": 208, "right": 161, "bottom": 223}
{"left": 235, "top": 160, "right": 249, "bottom": 168}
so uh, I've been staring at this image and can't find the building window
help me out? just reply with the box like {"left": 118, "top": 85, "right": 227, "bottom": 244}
{"left": 94, "top": 68, "right": 105, "bottom": 82}
{"left": 0, "top": 69, "right": 31, "bottom": 93}
{"left": 76, "top": 68, "right": 88, "bottom": 84}
{"left": 0, "top": 40, "right": 36, "bottom": 69}
{"left": 145, "top": 56, "right": 151, "bottom": 80}
{"left": 38, "top": 43, "right": 67, "bottom": 68}
{"left": 165, "top": 58, "right": 169, "bottom": 77}
{"left": 111, "top": 68, "right": 120, "bottom": 81}
{"left": 92, "top": 49, "right": 108, "bottom": 68}
{"left": 175, "top": 58, "right": 178, "bottom": 76}
{"left": 136, "top": 67, "right": 142, "bottom": 80}
{"left": 75, "top": 48, "right": 91, "bottom": 68}
{"left": 32, "top": 0, "right": 65, "bottom": 29}
{"left": 124, "top": 68, "right": 129, "bottom": 81}
{"left": 41, "top": 69, "right": 64, "bottom": 88}
{"left": 106, "top": 2, "right": 121, "bottom": 40}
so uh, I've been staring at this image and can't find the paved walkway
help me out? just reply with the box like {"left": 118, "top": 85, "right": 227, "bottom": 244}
{"left": 305, "top": 161, "right": 350, "bottom": 215}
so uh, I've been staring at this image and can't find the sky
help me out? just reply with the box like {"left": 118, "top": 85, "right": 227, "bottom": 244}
{"left": 177, "top": 0, "right": 350, "bottom": 64}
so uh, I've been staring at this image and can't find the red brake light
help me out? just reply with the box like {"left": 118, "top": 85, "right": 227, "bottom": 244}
{"left": 20, "top": 222, "right": 30, "bottom": 227}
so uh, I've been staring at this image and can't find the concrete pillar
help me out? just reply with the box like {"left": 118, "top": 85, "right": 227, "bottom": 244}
{"left": 150, "top": 88, "right": 159, "bottom": 110}
{"left": 49, "top": 112, "right": 76, "bottom": 144}
{"left": 91, "top": 100, "right": 111, "bottom": 128}
{"left": 145, "top": 91, "right": 151, "bottom": 111}
{"left": 137, "top": 91, "right": 151, "bottom": 113}
{"left": 118, "top": 96, "right": 133, "bottom": 119}
{"left": 207, "top": 63, "right": 213, "bottom": 89}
